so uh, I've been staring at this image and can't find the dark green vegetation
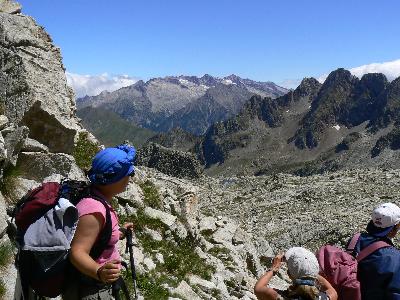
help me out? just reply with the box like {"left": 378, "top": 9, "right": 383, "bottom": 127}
{"left": 209, "top": 246, "right": 234, "bottom": 268}
{"left": 0, "top": 100, "right": 5, "bottom": 115}
{"left": 0, "top": 242, "right": 14, "bottom": 299}
{"left": 0, "top": 241, "right": 13, "bottom": 268}
{"left": 72, "top": 131, "right": 101, "bottom": 170}
{"left": 77, "top": 106, "right": 155, "bottom": 147}
{"left": 0, "top": 280, "right": 5, "bottom": 299}
{"left": 0, "top": 165, "right": 21, "bottom": 201}
{"left": 123, "top": 269, "right": 170, "bottom": 300}
{"left": 138, "top": 180, "right": 163, "bottom": 209}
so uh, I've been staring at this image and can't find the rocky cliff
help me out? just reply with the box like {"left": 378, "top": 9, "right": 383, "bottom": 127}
{"left": 0, "top": 1, "right": 98, "bottom": 298}
{"left": 0, "top": 1, "right": 86, "bottom": 154}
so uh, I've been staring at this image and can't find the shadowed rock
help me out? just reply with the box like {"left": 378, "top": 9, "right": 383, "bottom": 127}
{"left": 137, "top": 142, "right": 203, "bottom": 179}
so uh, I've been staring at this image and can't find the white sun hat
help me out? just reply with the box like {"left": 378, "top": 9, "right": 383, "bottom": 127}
{"left": 285, "top": 247, "right": 320, "bottom": 279}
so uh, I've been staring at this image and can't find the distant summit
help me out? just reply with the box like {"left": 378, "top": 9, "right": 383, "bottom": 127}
{"left": 77, "top": 74, "right": 288, "bottom": 135}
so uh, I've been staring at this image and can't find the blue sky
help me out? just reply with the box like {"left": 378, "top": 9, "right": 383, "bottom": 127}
{"left": 17, "top": 0, "right": 400, "bottom": 94}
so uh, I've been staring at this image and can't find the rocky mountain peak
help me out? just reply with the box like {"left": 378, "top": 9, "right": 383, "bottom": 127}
{"left": 133, "top": 79, "right": 145, "bottom": 87}
{"left": 223, "top": 74, "right": 242, "bottom": 84}
{"left": 371, "top": 75, "right": 400, "bottom": 128}
{"left": 200, "top": 73, "right": 219, "bottom": 86}
{"left": 355, "top": 73, "right": 388, "bottom": 99}
{"left": 323, "top": 68, "right": 357, "bottom": 87}
{"left": 294, "top": 77, "right": 322, "bottom": 98}
{"left": 290, "top": 69, "right": 360, "bottom": 149}
{"left": 298, "top": 77, "right": 321, "bottom": 90}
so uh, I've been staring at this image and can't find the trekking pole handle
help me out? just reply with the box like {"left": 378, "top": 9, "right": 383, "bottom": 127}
{"left": 125, "top": 228, "right": 134, "bottom": 247}
{"left": 119, "top": 227, "right": 134, "bottom": 244}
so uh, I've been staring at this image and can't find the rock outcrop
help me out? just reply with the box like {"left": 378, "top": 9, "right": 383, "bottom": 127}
{"left": 0, "top": 2, "right": 82, "bottom": 154}
{"left": 137, "top": 142, "right": 203, "bottom": 179}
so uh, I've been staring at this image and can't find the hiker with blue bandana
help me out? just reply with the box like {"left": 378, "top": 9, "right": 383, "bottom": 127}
{"left": 62, "top": 144, "right": 136, "bottom": 300}
{"left": 254, "top": 247, "right": 337, "bottom": 300}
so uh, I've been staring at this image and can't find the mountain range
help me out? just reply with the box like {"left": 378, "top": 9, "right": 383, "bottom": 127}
{"left": 77, "top": 68, "right": 400, "bottom": 177}
{"left": 191, "top": 68, "right": 400, "bottom": 176}
{"left": 77, "top": 74, "right": 288, "bottom": 135}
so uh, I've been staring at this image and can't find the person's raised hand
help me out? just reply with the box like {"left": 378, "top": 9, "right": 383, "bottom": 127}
{"left": 123, "top": 222, "right": 134, "bottom": 231}
{"left": 97, "top": 259, "right": 121, "bottom": 283}
{"left": 272, "top": 254, "right": 284, "bottom": 272}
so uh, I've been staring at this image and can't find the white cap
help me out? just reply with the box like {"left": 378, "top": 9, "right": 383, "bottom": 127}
{"left": 285, "top": 247, "right": 319, "bottom": 279}
{"left": 372, "top": 202, "right": 400, "bottom": 228}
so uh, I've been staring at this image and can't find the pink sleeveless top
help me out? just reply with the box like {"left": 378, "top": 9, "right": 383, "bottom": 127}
{"left": 76, "top": 197, "right": 121, "bottom": 267}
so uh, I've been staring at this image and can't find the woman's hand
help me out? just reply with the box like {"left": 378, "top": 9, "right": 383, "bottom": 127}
{"left": 119, "top": 222, "right": 134, "bottom": 240}
{"left": 97, "top": 259, "right": 121, "bottom": 283}
{"left": 254, "top": 254, "right": 284, "bottom": 300}
{"left": 271, "top": 253, "right": 284, "bottom": 272}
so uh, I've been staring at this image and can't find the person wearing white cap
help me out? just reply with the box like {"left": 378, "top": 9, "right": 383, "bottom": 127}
{"left": 349, "top": 202, "right": 400, "bottom": 299}
{"left": 254, "top": 247, "right": 337, "bottom": 300}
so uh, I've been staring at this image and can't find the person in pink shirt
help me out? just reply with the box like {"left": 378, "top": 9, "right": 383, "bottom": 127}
{"left": 63, "top": 144, "right": 135, "bottom": 300}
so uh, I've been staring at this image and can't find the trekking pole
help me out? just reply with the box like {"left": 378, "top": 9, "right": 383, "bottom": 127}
{"left": 125, "top": 229, "right": 138, "bottom": 300}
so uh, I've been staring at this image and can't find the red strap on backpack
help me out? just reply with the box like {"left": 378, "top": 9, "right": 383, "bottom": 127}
{"left": 346, "top": 232, "right": 391, "bottom": 261}
{"left": 347, "top": 233, "right": 361, "bottom": 252}
{"left": 357, "top": 240, "right": 391, "bottom": 261}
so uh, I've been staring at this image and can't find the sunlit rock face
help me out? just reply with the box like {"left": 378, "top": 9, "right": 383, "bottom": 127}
{"left": 0, "top": 3, "right": 82, "bottom": 154}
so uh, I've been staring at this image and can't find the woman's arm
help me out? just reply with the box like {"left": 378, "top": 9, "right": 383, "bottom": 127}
{"left": 317, "top": 275, "right": 338, "bottom": 300}
{"left": 254, "top": 254, "right": 284, "bottom": 300}
{"left": 70, "top": 213, "right": 120, "bottom": 283}
{"left": 254, "top": 271, "right": 279, "bottom": 300}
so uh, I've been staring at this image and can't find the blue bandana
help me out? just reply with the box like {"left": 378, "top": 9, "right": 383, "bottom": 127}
{"left": 294, "top": 278, "right": 316, "bottom": 287}
{"left": 88, "top": 144, "right": 136, "bottom": 185}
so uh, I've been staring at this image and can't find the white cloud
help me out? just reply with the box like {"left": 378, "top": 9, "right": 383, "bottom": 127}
{"left": 279, "top": 79, "right": 302, "bottom": 89}
{"left": 318, "top": 59, "right": 400, "bottom": 83}
{"left": 66, "top": 72, "right": 139, "bottom": 98}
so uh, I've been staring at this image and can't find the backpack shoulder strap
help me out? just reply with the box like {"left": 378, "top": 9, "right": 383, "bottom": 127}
{"left": 356, "top": 240, "right": 391, "bottom": 262}
{"left": 346, "top": 232, "right": 361, "bottom": 252}
{"left": 88, "top": 194, "right": 112, "bottom": 259}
